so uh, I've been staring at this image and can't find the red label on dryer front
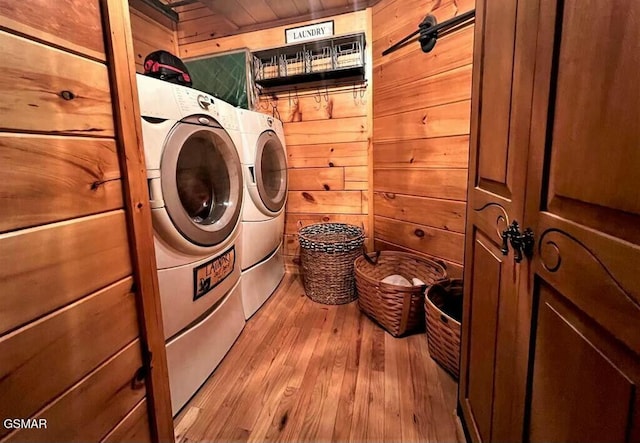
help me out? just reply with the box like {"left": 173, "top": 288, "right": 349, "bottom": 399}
{"left": 193, "top": 246, "right": 235, "bottom": 301}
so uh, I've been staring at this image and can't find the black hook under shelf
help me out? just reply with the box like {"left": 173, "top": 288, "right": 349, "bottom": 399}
{"left": 382, "top": 9, "right": 475, "bottom": 57}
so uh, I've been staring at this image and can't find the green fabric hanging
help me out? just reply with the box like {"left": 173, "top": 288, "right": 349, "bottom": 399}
{"left": 185, "top": 50, "right": 254, "bottom": 110}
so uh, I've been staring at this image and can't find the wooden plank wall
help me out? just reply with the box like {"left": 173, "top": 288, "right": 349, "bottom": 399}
{"left": 174, "top": 1, "right": 235, "bottom": 46}
{"left": 129, "top": 4, "right": 179, "bottom": 73}
{"left": 179, "top": 10, "right": 373, "bottom": 273}
{"left": 0, "top": 1, "right": 156, "bottom": 441}
{"left": 372, "top": 0, "right": 475, "bottom": 278}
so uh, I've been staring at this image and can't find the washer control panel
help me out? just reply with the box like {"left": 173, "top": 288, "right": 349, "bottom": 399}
{"left": 174, "top": 87, "right": 219, "bottom": 119}
{"left": 173, "top": 86, "right": 240, "bottom": 131}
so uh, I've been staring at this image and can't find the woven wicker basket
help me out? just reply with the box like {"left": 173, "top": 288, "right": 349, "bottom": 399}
{"left": 425, "top": 279, "right": 463, "bottom": 379}
{"left": 298, "top": 223, "right": 364, "bottom": 305}
{"left": 354, "top": 251, "right": 448, "bottom": 337}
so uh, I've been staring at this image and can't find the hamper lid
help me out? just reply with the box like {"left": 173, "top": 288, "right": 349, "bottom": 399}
{"left": 298, "top": 223, "right": 364, "bottom": 253}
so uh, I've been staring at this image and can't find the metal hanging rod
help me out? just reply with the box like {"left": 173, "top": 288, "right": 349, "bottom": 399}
{"left": 382, "top": 9, "right": 475, "bottom": 56}
{"left": 256, "top": 78, "right": 367, "bottom": 96}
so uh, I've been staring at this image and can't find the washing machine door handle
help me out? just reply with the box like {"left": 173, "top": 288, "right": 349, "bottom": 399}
{"left": 180, "top": 114, "right": 222, "bottom": 128}
{"left": 148, "top": 177, "right": 165, "bottom": 209}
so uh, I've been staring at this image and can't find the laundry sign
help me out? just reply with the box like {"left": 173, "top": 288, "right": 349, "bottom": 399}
{"left": 285, "top": 21, "right": 334, "bottom": 43}
{"left": 193, "top": 246, "right": 235, "bottom": 301}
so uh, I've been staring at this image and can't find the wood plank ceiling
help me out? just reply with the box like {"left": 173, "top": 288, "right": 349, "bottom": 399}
{"left": 165, "top": 0, "right": 379, "bottom": 42}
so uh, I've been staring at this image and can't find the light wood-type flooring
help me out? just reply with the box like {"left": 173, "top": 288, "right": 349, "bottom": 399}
{"left": 174, "top": 274, "right": 464, "bottom": 442}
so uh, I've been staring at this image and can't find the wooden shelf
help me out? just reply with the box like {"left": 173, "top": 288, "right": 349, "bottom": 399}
{"left": 254, "top": 66, "right": 365, "bottom": 88}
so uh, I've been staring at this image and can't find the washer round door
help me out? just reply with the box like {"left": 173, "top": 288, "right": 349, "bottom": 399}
{"left": 254, "top": 130, "right": 287, "bottom": 214}
{"left": 161, "top": 120, "right": 243, "bottom": 247}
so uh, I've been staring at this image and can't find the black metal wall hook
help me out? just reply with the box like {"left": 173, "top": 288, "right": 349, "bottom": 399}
{"left": 382, "top": 9, "right": 475, "bottom": 57}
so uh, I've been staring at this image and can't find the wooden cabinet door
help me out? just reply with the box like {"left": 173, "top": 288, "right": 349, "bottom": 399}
{"left": 462, "top": 0, "right": 640, "bottom": 441}
{"left": 520, "top": 0, "right": 640, "bottom": 441}
{"left": 459, "top": 0, "right": 540, "bottom": 441}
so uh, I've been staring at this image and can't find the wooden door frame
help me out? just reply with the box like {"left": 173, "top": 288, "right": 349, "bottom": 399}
{"left": 457, "top": 0, "right": 486, "bottom": 436}
{"left": 101, "top": 0, "right": 175, "bottom": 441}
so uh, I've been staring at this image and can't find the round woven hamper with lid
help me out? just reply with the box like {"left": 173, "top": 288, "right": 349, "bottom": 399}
{"left": 354, "top": 251, "right": 448, "bottom": 337}
{"left": 298, "top": 223, "right": 364, "bottom": 305}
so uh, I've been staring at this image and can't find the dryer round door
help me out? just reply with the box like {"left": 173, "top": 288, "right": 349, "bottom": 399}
{"left": 254, "top": 130, "right": 287, "bottom": 214}
{"left": 160, "top": 121, "right": 243, "bottom": 247}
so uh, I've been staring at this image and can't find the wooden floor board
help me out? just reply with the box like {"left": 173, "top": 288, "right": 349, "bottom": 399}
{"left": 367, "top": 326, "right": 386, "bottom": 441}
{"left": 397, "top": 337, "right": 419, "bottom": 443}
{"left": 280, "top": 307, "right": 340, "bottom": 442}
{"left": 315, "top": 302, "right": 359, "bottom": 441}
{"left": 175, "top": 274, "right": 463, "bottom": 442}
{"left": 348, "top": 315, "right": 374, "bottom": 443}
{"left": 331, "top": 307, "right": 362, "bottom": 442}
{"left": 383, "top": 332, "right": 402, "bottom": 442}
{"left": 407, "top": 334, "right": 439, "bottom": 442}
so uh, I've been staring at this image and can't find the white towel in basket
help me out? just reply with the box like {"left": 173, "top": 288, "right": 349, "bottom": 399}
{"left": 381, "top": 274, "right": 412, "bottom": 286}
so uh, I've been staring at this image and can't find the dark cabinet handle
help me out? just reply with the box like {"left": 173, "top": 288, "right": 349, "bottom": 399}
{"left": 501, "top": 229, "right": 510, "bottom": 256}
{"left": 501, "top": 221, "right": 534, "bottom": 263}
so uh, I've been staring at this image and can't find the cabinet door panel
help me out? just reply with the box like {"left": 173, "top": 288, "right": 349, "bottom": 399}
{"left": 471, "top": 0, "right": 536, "bottom": 204}
{"left": 528, "top": 283, "right": 638, "bottom": 443}
{"left": 462, "top": 232, "right": 503, "bottom": 442}
{"left": 543, "top": 0, "right": 640, "bottom": 244}
{"left": 463, "top": 0, "right": 640, "bottom": 440}
{"left": 460, "top": 0, "right": 540, "bottom": 440}
{"left": 523, "top": 0, "right": 640, "bottom": 440}
{"left": 476, "top": 0, "right": 517, "bottom": 193}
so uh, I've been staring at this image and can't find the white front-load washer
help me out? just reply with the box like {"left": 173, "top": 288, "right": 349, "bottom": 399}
{"left": 137, "top": 74, "right": 245, "bottom": 415}
{"left": 236, "top": 109, "right": 288, "bottom": 319}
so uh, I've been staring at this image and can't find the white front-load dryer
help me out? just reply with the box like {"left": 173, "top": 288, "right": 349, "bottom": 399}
{"left": 137, "top": 74, "right": 245, "bottom": 415}
{"left": 236, "top": 109, "right": 288, "bottom": 319}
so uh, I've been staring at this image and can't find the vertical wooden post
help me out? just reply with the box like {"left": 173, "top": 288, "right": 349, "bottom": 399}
{"left": 100, "top": 0, "right": 174, "bottom": 441}
{"left": 365, "top": 6, "right": 375, "bottom": 251}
